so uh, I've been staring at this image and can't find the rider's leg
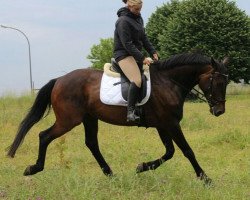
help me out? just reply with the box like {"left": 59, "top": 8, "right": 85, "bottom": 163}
{"left": 118, "top": 56, "right": 141, "bottom": 122}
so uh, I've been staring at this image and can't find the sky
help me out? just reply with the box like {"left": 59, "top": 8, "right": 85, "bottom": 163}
{"left": 0, "top": 0, "right": 249, "bottom": 96}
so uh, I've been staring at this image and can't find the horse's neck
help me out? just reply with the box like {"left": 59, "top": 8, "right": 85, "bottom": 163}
{"left": 174, "top": 64, "right": 212, "bottom": 84}
{"left": 151, "top": 64, "right": 210, "bottom": 96}
{"left": 160, "top": 65, "right": 200, "bottom": 88}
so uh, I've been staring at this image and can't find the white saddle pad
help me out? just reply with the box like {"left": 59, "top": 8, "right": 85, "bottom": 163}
{"left": 100, "top": 64, "right": 151, "bottom": 106}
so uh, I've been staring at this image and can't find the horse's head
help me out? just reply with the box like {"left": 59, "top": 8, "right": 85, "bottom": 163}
{"left": 198, "top": 57, "right": 229, "bottom": 117}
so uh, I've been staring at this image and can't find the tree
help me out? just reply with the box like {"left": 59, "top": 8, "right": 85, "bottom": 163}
{"left": 146, "top": 0, "right": 250, "bottom": 83}
{"left": 146, "top": 0, "right": 181, "bottom": 51}
{"left": 87, "top": 38, "right": 114, "bottom": 70}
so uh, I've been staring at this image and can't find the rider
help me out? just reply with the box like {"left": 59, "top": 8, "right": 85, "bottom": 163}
{"left": 113, "top": 0, "right": 159, "bottom": 122}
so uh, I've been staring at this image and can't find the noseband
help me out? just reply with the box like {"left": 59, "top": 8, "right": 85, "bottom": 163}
{"left": 206, "top": 72, "right": 228, "bottom": 107}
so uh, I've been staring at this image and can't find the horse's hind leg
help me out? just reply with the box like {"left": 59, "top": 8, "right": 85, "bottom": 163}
{"left": 23, "top": 123, "right": 72, "bottom": 176}
{"left": 83, "top": 114, "right": 113, "bottom": 176}
{"left": 136, "top": 128, "right": 175, "bottom": 173}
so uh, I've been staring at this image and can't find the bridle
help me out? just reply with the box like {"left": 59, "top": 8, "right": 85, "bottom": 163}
{"left": 205, "top": 71, "right": 228, "bottom": 107}
{"left": 169, "top": 71, "right": 229, "bottom": 107}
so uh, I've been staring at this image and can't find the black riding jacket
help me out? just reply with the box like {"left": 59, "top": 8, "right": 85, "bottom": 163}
{"left": 113, "top": 7, "right": 156, "bottom": 63}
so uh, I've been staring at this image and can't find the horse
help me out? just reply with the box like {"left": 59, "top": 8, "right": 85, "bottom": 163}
{"left": 7, "top": 53, "right": 229, "bottom": 184}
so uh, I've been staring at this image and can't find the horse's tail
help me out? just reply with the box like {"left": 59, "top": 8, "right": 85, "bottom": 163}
{"left": 7, "top": 79, "right": 57, "bottom": 158}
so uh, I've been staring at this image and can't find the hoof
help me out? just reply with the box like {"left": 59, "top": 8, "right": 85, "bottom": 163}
{"left": 23, "top": 166, "right": 33, "bottom": 176}
{"left": 102, "top": 167, "right": 113, "bottom": 177}
{"left": 199, "top": 173, "right": 212, "bottom": 186}
{"left": 203, "top": 176, "right": 212, "bottom": 186}
{"left": 23, "top": 165, "right": 43, "bottom": 176}
{"left": 136, "top": 163, "right": 146, "bottom": 173}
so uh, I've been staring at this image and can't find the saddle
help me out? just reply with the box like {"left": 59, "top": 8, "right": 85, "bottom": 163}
{"left": 104, "top": 58, "right": 150, "bottom": 102}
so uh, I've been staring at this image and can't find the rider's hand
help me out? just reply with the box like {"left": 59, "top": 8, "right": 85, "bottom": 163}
{"left": 153, "top": 53, "right": 159, "bottom": 61}
{"left": 143, "top": 57, "right": 153, "bottom": 65}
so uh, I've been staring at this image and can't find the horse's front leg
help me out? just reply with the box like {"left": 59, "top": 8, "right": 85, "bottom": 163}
{"left": 136, "top": 128, "right": 175, "bottom": 173}
{"left": 170, "top": 124, "right": 212, "bottom": 185}
{"left": 83, "top": 114, "right": 113, "bottom": 176}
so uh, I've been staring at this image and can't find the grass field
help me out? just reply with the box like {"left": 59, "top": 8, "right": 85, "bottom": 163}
{"left": 0, "top": 91, "right": 249, "bottom": 199}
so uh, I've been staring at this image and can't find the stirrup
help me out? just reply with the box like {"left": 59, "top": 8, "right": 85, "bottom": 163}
{"left": 127, "top": 110, "right": 140, "bottom": 122}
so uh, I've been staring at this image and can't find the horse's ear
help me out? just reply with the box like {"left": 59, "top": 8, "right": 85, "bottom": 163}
{"left": 211, "top": 57, "right": 218, "bottom": 70}
{"left": 222, "top": 57, "right": 229, "bottom": 66}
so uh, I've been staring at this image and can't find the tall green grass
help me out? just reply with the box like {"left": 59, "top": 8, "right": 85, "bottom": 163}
{"left": 0, "top": 93, "right": 249, "bottom": 199}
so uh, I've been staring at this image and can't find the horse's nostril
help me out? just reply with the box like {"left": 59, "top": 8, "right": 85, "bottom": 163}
{"left": 216, "top": 110, "right": 223, "bottom": 116}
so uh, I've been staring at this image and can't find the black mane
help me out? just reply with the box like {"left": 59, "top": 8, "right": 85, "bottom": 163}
{"left": 155, "top": 53, "right": 211, "bottom": 70}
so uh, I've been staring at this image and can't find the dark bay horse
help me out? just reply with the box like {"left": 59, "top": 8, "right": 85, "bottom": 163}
{"left": 7, "top": 53, "right": 229, "bottom": 184}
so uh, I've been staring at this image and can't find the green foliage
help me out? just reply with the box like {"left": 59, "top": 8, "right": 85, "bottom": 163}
{"left": 146, "top": 0, "right": 250, "bottom": 83}
{"left": 146, "top": 0, "right": 181, "bottom": 51}
{"left": 87, "top": 38, "right": 114, "bottom": 70}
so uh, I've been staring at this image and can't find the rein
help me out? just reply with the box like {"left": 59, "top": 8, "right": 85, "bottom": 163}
{"left": 170, "top": 71, "right": 228, "bottom": 106}
{"left": 169, "top": 78, "right": 207, "bottom": 103}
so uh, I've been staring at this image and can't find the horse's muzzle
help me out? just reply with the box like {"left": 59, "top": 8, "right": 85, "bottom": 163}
{"left": 210, "top": 105, "right": 225, "bottom": 117}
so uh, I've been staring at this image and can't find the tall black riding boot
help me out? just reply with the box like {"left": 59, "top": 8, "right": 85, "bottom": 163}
{"left": 127, "top": 82, "right": 140, "bottom": 122}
